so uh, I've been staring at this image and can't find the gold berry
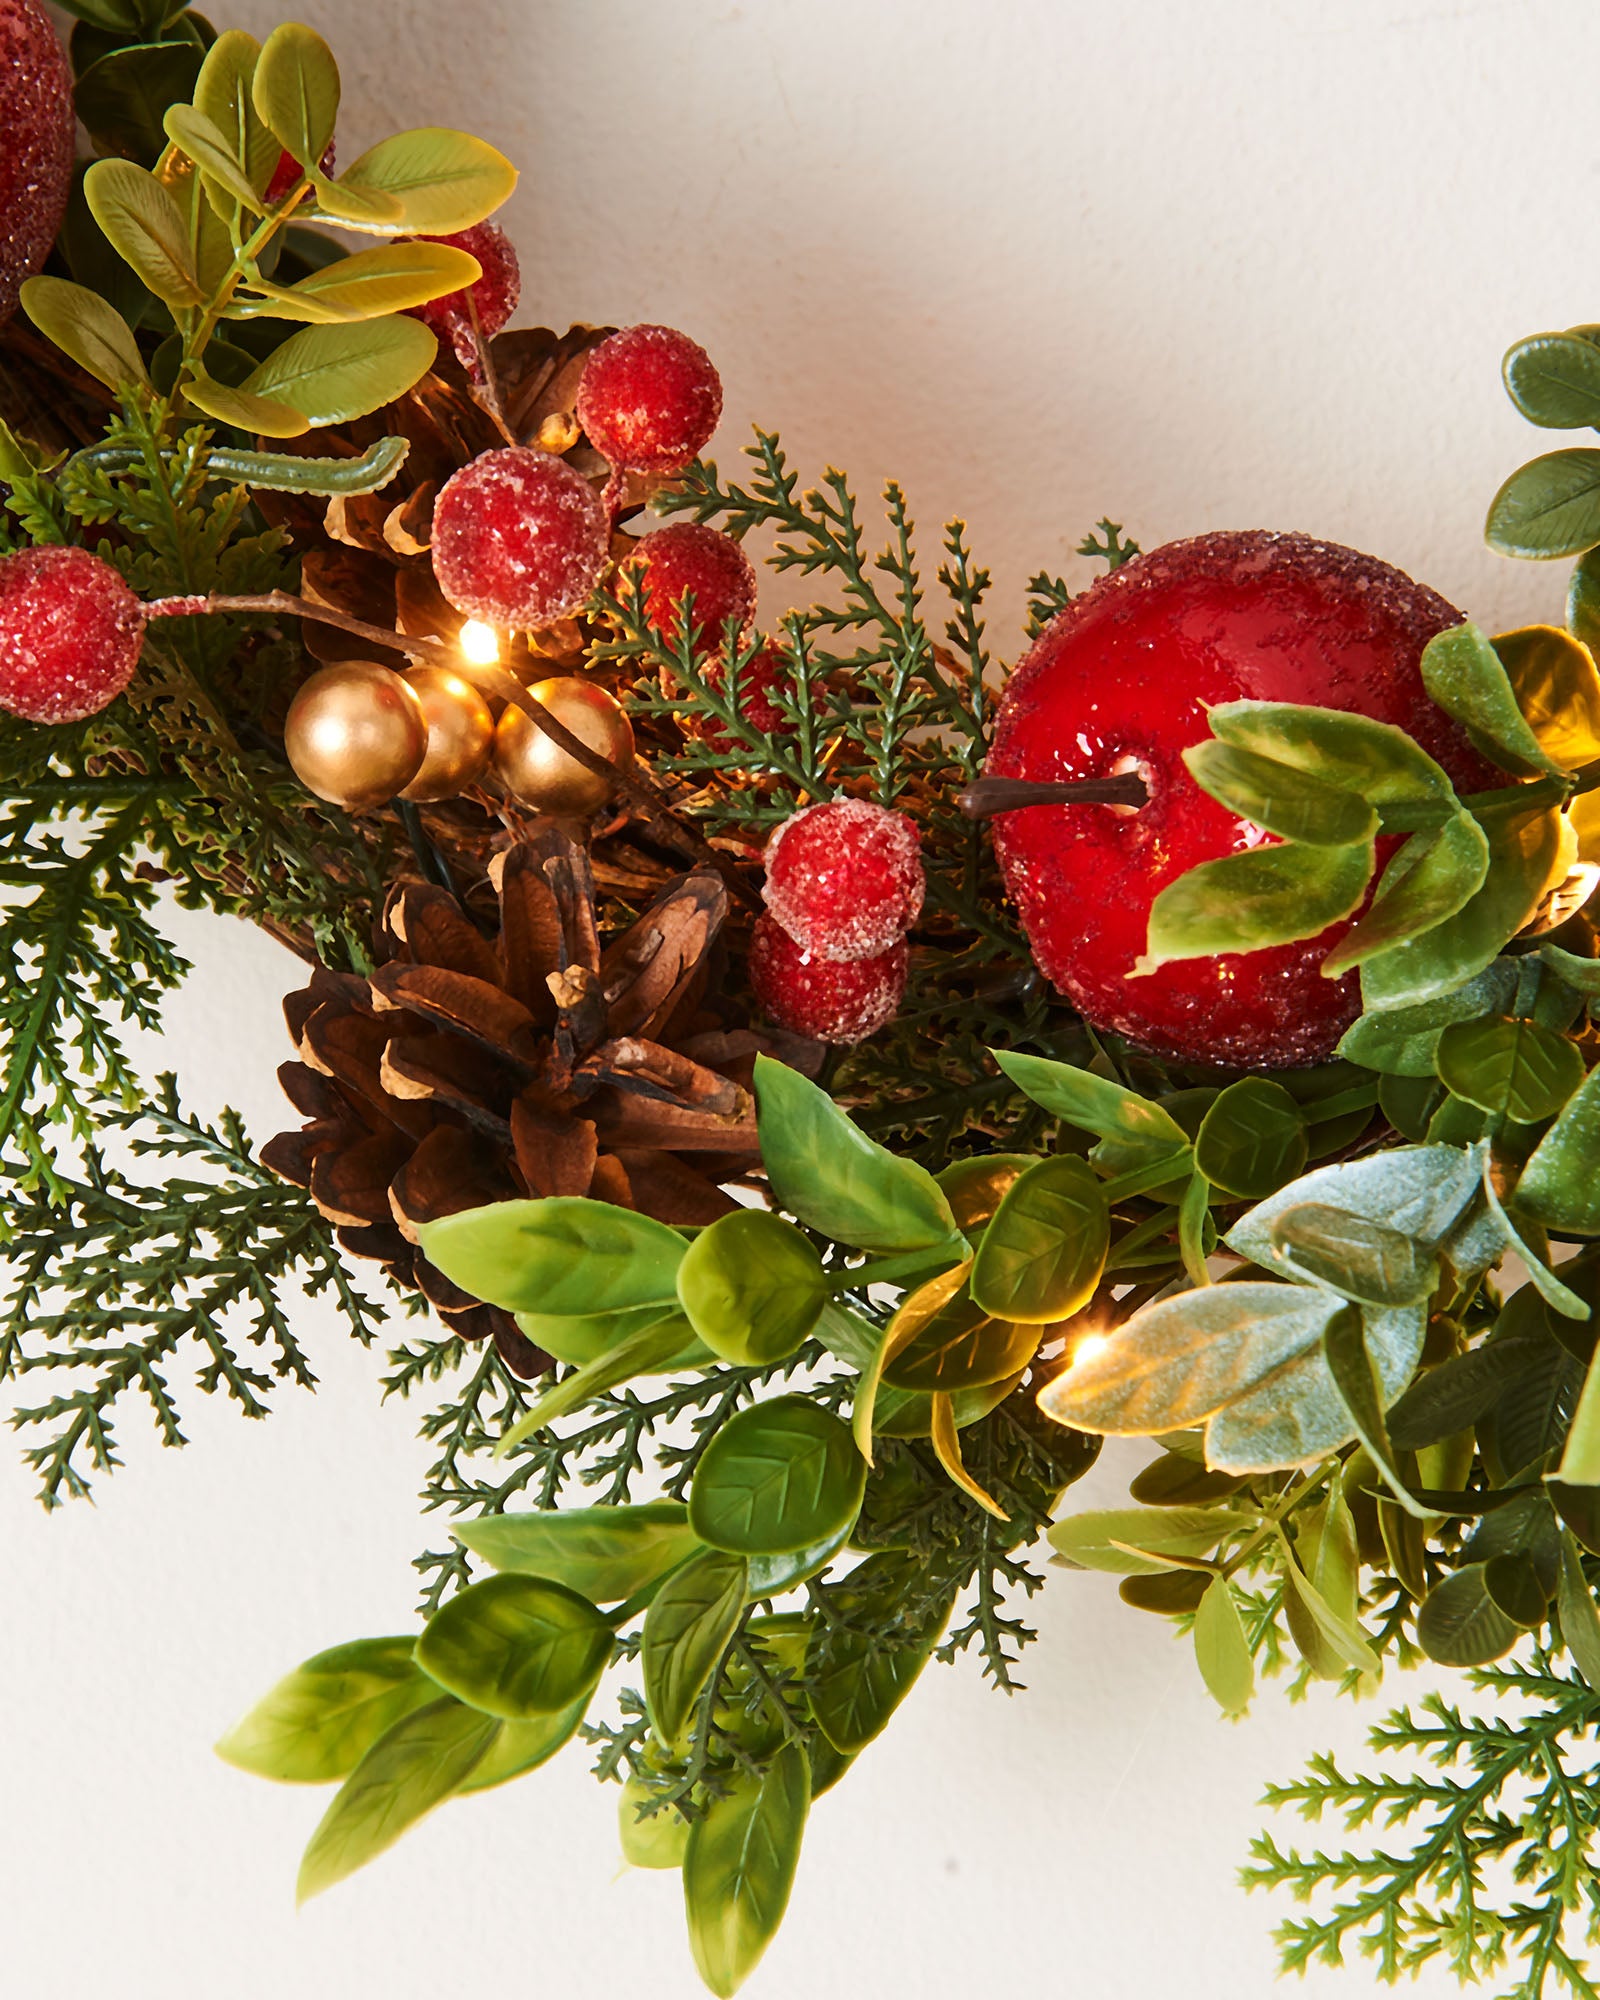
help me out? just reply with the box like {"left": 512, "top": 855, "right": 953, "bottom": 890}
{"left": 399, "top": 666, "right": 495, "bottom": 802}
{"left": 284, "top": 661, "right": 427, "bottom": 812}
{"left": 494, "top": 676, "right": 635, "bottom": 814}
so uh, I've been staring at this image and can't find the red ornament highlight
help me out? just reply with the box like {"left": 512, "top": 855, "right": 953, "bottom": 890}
{"left": 747, "top": 912, "right": 908, "bottom": 1045}
{"left": 576, "top": 324, "right": 722, "bottom": 475}
{"left": 763, "top": 797, "right": 925, "bottom": 963}
{"left": 629, "top": 522, "right": 756, "bottom": 658}
{"left": 432, "top": 447, "right": 609, "bottom": 629}
{"left": 986, "top": 529, "right": 1497, "bottom": 1068}
{"left": 405, "top": 222, "right": 521, "bottom": 373}
{"left": 0, "top": 0, "right": 74, "bottom": 326}
{"left": 0, "top": 546, "right": 145, "bottom": 724}
{"left": 264, "top": 141, "right": 337, "bottom": 204}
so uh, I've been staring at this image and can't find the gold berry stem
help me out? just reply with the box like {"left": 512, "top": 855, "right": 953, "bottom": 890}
{"left": 145, "top": 591, "right": 760, "bottom": 903}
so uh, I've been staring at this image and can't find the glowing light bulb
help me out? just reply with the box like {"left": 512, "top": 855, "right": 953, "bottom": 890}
{"left": 459, "top": 619, "right": 501, "bottom": 666}
{"left": 1072, "top": 1332, "right": 1110, "bottom": 1368}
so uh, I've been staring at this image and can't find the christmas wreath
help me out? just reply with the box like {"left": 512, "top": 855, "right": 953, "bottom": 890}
{"left": 7, "top": 7, "right": 1600, "bottom": 1996}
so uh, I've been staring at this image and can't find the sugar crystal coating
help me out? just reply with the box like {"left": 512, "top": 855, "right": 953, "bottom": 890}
{"left": 405, "top": 222, "right": 521, "bottom": 374}
{"left": 987, "top": 529, "right": 1500, "bottom": 1067}
{"left": 433, "top": 447, "right": 609, "bottom": 629}
{"left": 763, "top": 797, "right": 925, "bottom": 963}
{"left": 0, "top": 546, "right": 145, "bottom": 724}
{"left": 576, "top": 324, "right": 722, "bottom": 475}
{"left": 630, "top": 522, "right": 756, "bottom": 659}
{"left": 0, "top": 0, "right": 74, "bottom": 326}
{"left": 747, "top": 912, "right": 907, "bottom": 1044}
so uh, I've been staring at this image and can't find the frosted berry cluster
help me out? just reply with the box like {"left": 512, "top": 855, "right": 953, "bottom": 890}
{"left": 629, "top": 522, "right": 756, "bottom": 658}
{"left": 432, "top": 447, "right": 609, "bottom": 629}
{"left": 577, "top": 324, "right": 722, "bottom": 475}
{"left": 746, "top": 913, "right": 908, "bottom": 1046}
{"left": 0, "top": 0, "right": 75, "bottom": 325}
{"left": 405, "top": 222, "right": 520, "bottom": 373}
{"left": 0, "top": 547, "right": 146, "bottom": 723}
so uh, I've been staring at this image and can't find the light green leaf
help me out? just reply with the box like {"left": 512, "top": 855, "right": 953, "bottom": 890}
{"left": 1557, "top": 1348, "right": 1600, "bottom": 1487}
{"left": 1047, "top": 1505, "right": 1253, "bottom": 1575}
{"left": 419, "top": 1197, "right": 686, "bottom": 1315}
{"left": 1182, "top": 739, "right": 1378, "bottom": 846}
{"left": 684, "top": 1741, "right": 810, "bottom": 1998}
{"left": 676, "top": 1208, "right": 826, "bottom": 1365}
{"left": 162, "top": 103, "right": 265, "bottom": 214}
{"left": 1320, "top": 813, "right": 1491, "bottom": 978}
{"left": 241, "top": 242, "right": 482, "bottom": 324}
{"left": 83, "top": 158, "right": 202, "bottom": 307}
{"left": 1421, "top": 621, "right": 1565, "bottom": 775}
{"left": 304, "top": 175, "right": 407, "bottom": 229}
{"left": 252, "top": 21, "right": 339, "bottom": 169}
{"left": 744, "top": 1521, "right": 853, "bottom": 1599}
{"left": 296, "top": 1697, "right": 496, "bottom": 1902}
{"left": 689, "top": 1396, "right": 865, "bottom": 1557}
{"left": 1486, "top": 449, "right": 1600, "bottom": 559}
{"left": 1280, "top": 1543, "right": 1379, "bottom": 1675}
{"left": 1194, "top": 1078, "right": 1308, "bottom": 1200}
{"left": 240, "top": 317, "right": 439, "bottom": 427}
{"left": 643, "top": 1548, "right": 748, "bottom": 1748}
{"left": 1540, "top": 944, "right": 1600, "bottom": 998}
{"left": 1225, "top": 1144, "right": 1482, "bottom": 1273}
{"left": 969, "top": 1153, "right": 1108, "bottom": 1324}
{"left": 753, "top": 1055, "right": 958, "bottom": 1254}
{"left": 1144, "top": 838, "right": 1375, "bottom": 967}
{"left": 1504, "top": 331, "right": 1600, "bottom": 428}
{"left": 990, "top": 1049, "right": 1189, "bottom": 1163}
{"left": 1207, "top": 699, "right": 1457, "bottom": 807}
{"left": 415, "top": 1573, "right": 612, "bottom": 1720}
{"left": 183, "top": 366, "right": 310, "bottom": 438}
{"left": 495, "top": 1315, "right": 698, "bottom": 1453}
{"left": 19, "top": 276, "right": 148, "bottom": 393}
{"left": 619, "top": 1778, "right": 690, "bottom": 1867}
{"left": 336, "top": 127, "right": 519, "bottom": 236}
{"left": 1193, "top": 1577, "right": 1253, "bottom": 1716}
{"left": 452, "top": 1502, "right": 701, "bottom": 1604}
{"left": 194, "top": 29, "right": 280, "bottom": 200}
{"left": 215, "top": 1637, "right": 436, "bottom": 1783}
{"left": 456, "top": 1699, "right": 587, "bottom": 1793}
{"left": 1436, "top": 1014, "right": 1585, "bottom": 1123}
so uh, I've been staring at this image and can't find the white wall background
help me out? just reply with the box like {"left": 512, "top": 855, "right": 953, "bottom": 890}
{"left": 3, "top": 3, "right": 1593, "bottom": 1995}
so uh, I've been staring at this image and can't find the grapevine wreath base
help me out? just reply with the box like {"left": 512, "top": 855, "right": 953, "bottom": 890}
{"left": 10, "top": 9, "right": 1600, "bottom": 1997}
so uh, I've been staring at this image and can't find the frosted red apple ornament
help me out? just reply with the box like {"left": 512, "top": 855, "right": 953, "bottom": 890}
{"left": 0, "top": 0, "right": 75, "bottom": 326}
{"left": 986, "top": 530, "right": 1497, "bottom": 1067}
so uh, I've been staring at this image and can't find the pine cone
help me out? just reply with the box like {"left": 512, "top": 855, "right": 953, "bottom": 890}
{"left": 261, "top": 820, "right": 771, "bottom": 1377}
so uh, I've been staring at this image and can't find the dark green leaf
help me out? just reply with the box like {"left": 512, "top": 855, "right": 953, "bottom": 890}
{"left": 1435, "top": 1014, "right": 1584, "bottom": 1123}
{"left": 1118, "top": 1570, "right": 1210, "bottom": 1615}
{"left": 452, "top": 1502, "right": 701, "bottom": 1604}
{"left": 1417, "top": 1564, "right": 1522, "bottom": 1666}
{"left": 1484, "top": 1549, "right": 1549, "bottom": 1628}
{"left": 642, "top": 1549, "right": 748, "bottom": 1748}
{"left": 809, "top": 1558, "right": 953, "bottom": 1754}
{"left": 456, "top": 1700, "right": 587, "bottom": 1793}
{"left": 1478, "top": 1296, "right": 1587, "bottom": 1480}
{"left": 1320, "top": 814, "right": 1491, "bottom": 978}
{"left": 1322, "top": 1305, "right": 1428, "bottom": 1518}
{"left": 1379, "top": 1073, "right": 1445, "bottom": 1140}
{"left": 1388, "top": 1338, "right": 1546, "bottom": 1451}
{"left": 296, "top": 1697, "right": 497, "bottom": 1902}
{"left": 414, "top": 1574, "right": 612, "bottom": 1720}
{"left": 683, "top": 1741, "right": 810, "bottom": 1998}
{"left": 1558, "top": 1533, "right": 1600, "bottom": 1688}
{"left": 1193, "top": 1576, "right": 1253, "bottom": 1715}
{"left": 753, "top": 1055, "right": 958, "bottom": 1253}
{"left": 1337, "top": 960, "right": 1518, "bottom": 1075}
{"left": 1551, "top": 1481, "right": 1600, "bottom": 1555}
{"left": 1182, "top": 740, "right": 1378, "bottom": 845}
{"left": 1504, "top": 332, "right": 1600, "bottom": 428}
{"left": 1516, "top": 1065, "right": 1600, "bottom": 1233}
{"left": 215, "top": 1637, "right": 436, "bottom": 1783}
{"left": 1539, "top": 944, "right": 1600, "bottom": 999}
{"left": 1270, "top": 1202, "right": 1439, "bottom": 1307}
{"left": 75, "top": 40, "right": 204, "bottom": 165}
{"left": 689, "top": 1396, "right": 866, "bottom": 1556}
{"left": 418, "top": 1197, "right": 685, "bottom": 1315}
{"left": 1145, "top": 838, "right": 1375, "bottom": 965}
{"left": 1127, "top": 1453, "right": 1246, "bottom": 1506}
{"left": 1194, "top": 1077, "right": 1308, "bottom": 1199}
{"left": 969, "top": 1154, "right": 1108, "bottom": 1323}
{"left": 880, "top": 1265, "right": 1039, "bottom": 1392}
{"left": 1486, "top": 449, "right": 1600, "bottom": 559}
{"left": 676, "top": 1209, "right": 826, "bottom": 1364}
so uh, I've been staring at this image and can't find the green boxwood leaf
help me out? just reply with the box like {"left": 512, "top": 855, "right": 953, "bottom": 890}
{"left": 75, "top": 41, "right": 204, "bottom": 166}
{"left": 968, "top": 1154, "right": 1108, "bottom": 1324}
{"left": 1558, "top": 1532, "right": 1600, "bottom": 1688}
{"left": 689, "top": 1396, "right": 865, "bottom": 1556}
{"left": 83, "top": 157, "right": 201, "bottom": 306}
{"left": 415, "top": 1573, "right": 612, "bottom": 1720}
{"left": 753, "top": 1055, "right": 958, "bottom": 1253}
{"left": 676, "top": 1209, "right": 826, "bottom": 1365}
{"left": 1337, "top": 960, "right": 1518, "bottom": 1074}
{"left": 419, "top": 1196, "right": 686, "bottom": 1315}
{"left": 1144, "top": 838, "right": 1375, "bottom": 967}
{"left": 1421, "top": 621, "right": 1565, "bottom": 775}
{"left": 1280, "top": 1544, "right": 1379, "bottom": 1675}
{"left": 1194, "top": 1077, "right": 1307, "bottom": 1199}
{"left": 642, "top": 1548, "right": 748, "bottom": 1748}
{"left": 239, "top": 316, "right": 438, "bottom": 427}
{"left": 251, "top": 21, "right": 338, "bottom": 168}
{"left": 683, "top": 1741, "right": 810, "bottom": 1999}
{"left": 1322, "top": 1305, "right": 1429, "bottom": 1516}
{"left": 194, "top": 29, "right": 279, "bottom": 200}
{"left": 1359, "top": 804, "right": 1569, "bottom": 1011}
{"left": 1504, "top": 331, "right": 1600, "bottom": 428}
{"left": 1192, "top": 1576, "right": 1253, "bottom": 1716}
{"left": 456, "top": 1699, "right": 587, "bottom": 1794}
{"left": 1487, "top": 448, "right": 1600, "bottom": 559}
{"left": 879, "top": 1266, "right": 1039, "bottom": 1392}
{"left": 808, "top": 1554, "right": 953, "bottom": 1754}
{"left": 1182, "top": 739, "right": 1377, "bottom": 846}
{"left": 242, "top": 241, "right": 482, "bottom": 323}
{"left": 452, "top": 1502, "right": 701, "bottom": 1604}
{"left": 183, "top": 366, "right": 310, "bottom": 438}
{"left": 1047, "top": 1504, "right": 1252, "bottom": 1575}
{"left": 215, "top": 1636, "right": 436, "bottom": 1784}
{"left": 1387, "top": 1336, "right": 1545, "bottom": 1450}
{"left": 990, "top": 1048, "right": 1188, "bottom": 1162}
{"left": 1436, "top": 1014, "right": 1585, "bottom": 1123}
{"left": 1517, "top": 1064, "right": 1600, "bottom": 1233}
{"left": 336, "top": 126, "right": 519, "bottom": 237}
{"left": 162, "top": 102, "right": 265, "bottom": 213}
{"left": 1492, "top": 625, "right": 1600, "bottom": 773}
{"left": 1206, "top": 699, "right": 1457, "bottom": 807}
{"left": 744, "top": 1520, "right": 852, "bottom": 1599}
{"left": 1320, "top": 813, "right": 1491, "bottom": 978}
{"left": 1570, "top": 547, "right": 1600, "bottom": 654}
{"left": 1540, "top": 944, "right": 1600, "bottom": 999}
{"left": 296, "top": 1696, "right": 497, "bottom": 1902}
{"left": 18, "top": 275, "right": 148, "bottom": 392}
{"left": 1269, "top": 1202, "right": 1440, "bottom": 1307}
{"left": 1416, "top": 1563, "right": 1522, "bottom": 1666}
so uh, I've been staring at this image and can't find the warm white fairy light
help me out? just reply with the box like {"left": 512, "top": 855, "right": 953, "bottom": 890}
{"left": 1071, "top": 1332, "right": 1111, "bottom": 1368}
{"left": 459, "top": 618, "right": 501, "bottom": 666}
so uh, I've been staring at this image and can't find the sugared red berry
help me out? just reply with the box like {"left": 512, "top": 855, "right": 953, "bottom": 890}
{"left": 763, "top": 797, "right": 925, "bottom": 963}
{"left": 987, "top": 530, "right": 1500, "bottom": 1068}
{"left": 700, "top": 638, "right": 798, "bottom": 749}
{"left": 432, "top": 447, "right": 609, "bottom": 630}
{"left": 265, "top": 141, "right": 336, "bottom": 205}
{"left": 404, "top": 222, "right": 520, "bottom": 373}
{"left": 0, "top": 546, "right": 145, "bottom": 723}
{"left": 0, "top": 0, "right": 74, "bottom": 326}
{"left": 629, "top": 522, "right": 756, "bottom": 658}
{"left": 747, "top": 912, "right": 907, "bottom": 1045}
{"left": 576, "top": 324, "right": 722, "bottom": 475}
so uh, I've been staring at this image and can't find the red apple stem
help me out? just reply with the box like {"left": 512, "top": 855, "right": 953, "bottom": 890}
{"left": 958, "top": 773, "right": 1149, "bottom": 819}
